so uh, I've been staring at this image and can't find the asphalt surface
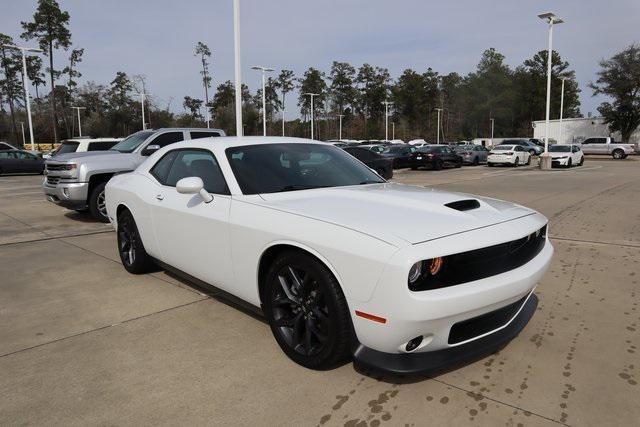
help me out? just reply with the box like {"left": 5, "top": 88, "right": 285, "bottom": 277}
{"left": 1, "top": 156, "right": 639, "bottom": 426}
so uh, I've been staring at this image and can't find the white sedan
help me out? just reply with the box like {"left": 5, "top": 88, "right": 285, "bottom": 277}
{"left": 487, "top": 145, "right": 531, "bottom": 167}
{"left": 105, "top": 137, "right": 553, "bottom": 375}
{"left": 548, "top": 144, "right": 584, "bottom": 168}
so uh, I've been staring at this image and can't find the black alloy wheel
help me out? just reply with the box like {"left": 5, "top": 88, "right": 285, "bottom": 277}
{"left": 433, "top": 159, "right": 443, "bottom": 171}
{"left": 264, "top": 251, "right": 351, "bottom": 370}
{"left": 117, "top": 210, "right": 155, "bottom": 274}
{"left": 89, "top": 182, "right": 110, "bottom": 223}
{"left": 612, "top": 149, "right": 624, "bottom": 160}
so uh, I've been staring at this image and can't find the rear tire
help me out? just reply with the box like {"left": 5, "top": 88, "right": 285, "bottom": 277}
{"left": 473, "top": 157, "right": 479, "bottom": 166}
{"left": 514, "top": 157, "right": 520, "bottom": 167}
{"left": 612, "top": 149, "right": 624, "bottom": 160}
{"left": 526, "top": 156, "right": 531, "bottom": 165}
{"left": 117, "top": 209, "right": 155, "bottom": 274}
{"left": 567, "top": 158, "right": 572, "bottom": 168}
{"left": 89, "top": 182, "right": 110, "bottom": 223}
{"left": 433, "top": 160, "right": 443, "bottom": 171}
{"left": 263, "top": 251, "right": 351, "bottom": 370}
{"left": 578, "top": 157, "right": 584, "bottom": 166}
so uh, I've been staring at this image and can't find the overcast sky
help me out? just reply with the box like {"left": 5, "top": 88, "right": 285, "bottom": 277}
{"left": 3, "top": 0, "right": 639, "bottom": 118}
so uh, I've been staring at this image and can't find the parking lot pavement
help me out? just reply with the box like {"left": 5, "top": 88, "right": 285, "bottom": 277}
{"left": 1, "top": 158, "right": 639, "bottom": 426}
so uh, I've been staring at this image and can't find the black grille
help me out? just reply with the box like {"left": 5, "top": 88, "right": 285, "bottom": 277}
{"left": 448, "top": 295, "right": 528, "bottom": 344}
{"left": 45, "top": 164, "right": 67, "bottom": 171}
{"left": 410, "top": 225, "right": 547, "bottom": 291}
{"left": 46, "top": 176, "right": 60, "bottom": 185}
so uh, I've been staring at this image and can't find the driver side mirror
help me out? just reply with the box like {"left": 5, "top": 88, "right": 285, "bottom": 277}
{"left": 176, "top": 177, "right": 213, "bottom": 203}
{"left": 141, "top": 144, "right": 161, "bottom": 156}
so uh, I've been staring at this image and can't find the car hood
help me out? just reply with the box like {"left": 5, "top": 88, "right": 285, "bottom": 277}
{"left": 548, "top": 151, "right": 572, "bottom": 158}
{"left": 258, "top": 183, "right": 536, "bottom": 245}
{"left": 50, "top": 150, "right": 120, "bottom": 162}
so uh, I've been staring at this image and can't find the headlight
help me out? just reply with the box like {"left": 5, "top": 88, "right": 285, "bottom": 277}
{"left": 408, "top": 261, "right": 423, "bottom": 284}
{"left": 408, "top": 257, "right": 444, "bottom": 287}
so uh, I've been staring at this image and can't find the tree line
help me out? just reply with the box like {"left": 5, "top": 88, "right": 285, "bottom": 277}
{"left": 1, "top": 0, "right": 639, "bottom": 146}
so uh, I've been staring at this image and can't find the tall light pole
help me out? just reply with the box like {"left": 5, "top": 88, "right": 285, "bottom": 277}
{"left": 2, "top": 44, "right": 43, "bottom": 150}
{"left": 140, "top": 93, "right": 147, "bottom": 130}
{"left": 233, "top": 0, "right": 243, "bottom": 137}
{"left": 304, "top": 93, "right": 319, "bottom": 139}
{"left": 392, "top": 122, "right": 395, "bottom": 140}
{"left": 559, "top": 77, "right": 566, "bottom": 144}
{"left": 538, "top": 12, "right": 564, "bottom": 163}
{"left": 281, "top": 90, "right": 286, "bottom": 136}
{"left": 251, "top": 66, "right": 274, "bottom": 136}
{"left": 71, "top": 106, "right": 86, "bottom": 137}
{"left": 381, "top": 100, "right": 393, "bottom": 141}
{"left": 490, "top": 118, "right": 495, "bottom": 147}
{"left": 338, "top": 114, "right": 344, "bottom": 140}
{"left": 435, "top": 108, "right": 443, "bottom": 144}
{"left": 19, "top": 122, "right": 26, "bottom": 147}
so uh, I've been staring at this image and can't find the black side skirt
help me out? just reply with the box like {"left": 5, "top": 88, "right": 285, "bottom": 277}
{"left": 352, "top": 293, "right": 538, "bottom": 377}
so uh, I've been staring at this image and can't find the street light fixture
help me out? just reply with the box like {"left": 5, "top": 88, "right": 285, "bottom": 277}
{"left": 71, "top": 106, "right": 86, "bottom": 137}
{"left": 538, "top": 11, "right": 564, "bottom": 167}
{"left": 435, "top": 108, "right": 443, "bottom": 144}
{"left": 2, "top": 44, "right": 43, "bottom": 150}
{"left": 251, "top": 65, "right": 274, "bottom": 136}
{"left": 303, "top": 93, "right": 319, "bottom": 139}
{"left": 381, "top": 100, "right": 393, "bottom": 141}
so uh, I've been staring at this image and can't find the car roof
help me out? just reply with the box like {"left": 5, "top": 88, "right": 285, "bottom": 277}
{"left": 164, "top": 136, "right": 325, "bottom": 151}
{"left": 494, "top": 145, "right": 515, "bottom": 149}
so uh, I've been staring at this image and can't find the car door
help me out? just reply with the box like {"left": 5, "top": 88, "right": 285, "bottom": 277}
{"left": 0, "top": 151, "right": 17, "bottom": 173}
{"left": 478, "top": 146, "right": 489, "bottom": 162}
{"left": 571, "top": 145, "right": 582, "bottom": 163}
{"left": 149, "top": 148, "right": 234, "bottom": 289}
{"left": 15, "top": 151, "right": 41, "bottom": 173}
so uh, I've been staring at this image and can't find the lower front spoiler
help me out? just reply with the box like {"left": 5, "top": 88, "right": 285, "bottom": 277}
{"left": 352, "top": 294, "right": 538, "bottom": 377}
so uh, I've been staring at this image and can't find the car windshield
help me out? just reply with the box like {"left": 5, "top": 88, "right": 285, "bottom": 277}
{"left": 549, "top": 145, "right": 571, "bottom": 152}
{"left": 226, "top": 143, "right": 385, "bottom": 195}
{"left": 493, "top": 145, "right": 514, "bottom": 151}
{"left": 56, "top": 141, "right": 80, "bottom": 154}
{"left": 110, "top": 131, "right": 154, "bottom": 153}
{"left": 417, "top": 146, "right": 438, "bottom": 153}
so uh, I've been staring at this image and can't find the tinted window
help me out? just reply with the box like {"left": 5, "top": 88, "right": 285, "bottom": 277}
{"left": 0, "top": 151, "right": 14, "bottom": 159}
{"left": 57, "top": 141, "right": 80, "bottom": 154}
{"left": 190, "top": 131, "right": 221, "bottom": 140}
{"left": 150, "top": 151, "right": 179, "bottom": 183}
{"left": 165, "top": 150, "right": 228, "bottom": 194}
{"left": 345, "top": 147, "right": 376, "bottom": 161}
{"left": 149, "top": 132, "right": 185, "bottom": 148}
{"left": 15, "top": 151, "right": 36, "bottom": 159}
{"left": 110, "top": 131, "right": 154, "bottom": 153}
{"left": 87, "top": 141, "right": 119, "bottom": 151}
{"left": 0, "top": 143, "right": 13, "bottom": 150}
{"left": 226, "top": 143, "right": 384, "bottom": 195}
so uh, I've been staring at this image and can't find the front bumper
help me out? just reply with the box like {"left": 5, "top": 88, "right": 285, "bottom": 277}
{"left": 551, "top": 157, "right": 569, "bottom": 166}
{"left": 487, "top": 155, "right": 514, "bottom": 164}
{"left": 354, "top": 293, "right": 538, "bottom": 376}
{"left": 43, "top": 180, "right": 89, "bottom": 210}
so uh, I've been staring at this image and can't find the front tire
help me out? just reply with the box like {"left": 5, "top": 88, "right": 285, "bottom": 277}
{"left": 263, "top": 251, "right": 351, "bottom": 370}
{"left": 578, "top": 156, "right": 584, "bottom": 166}
{"left": 612, "top": 149, "right": 625, "bottom": 160}
{"left": 117, "top": 209, "right": 155, "bottom": 274}
{"left": 433, "top": 159, "right": 443, "bottom": 171}
{"left": 567, "top": 158, "right": 573, "bottom": 168}
{"left": 89, "top": 182, "right": 110, "bottom": 223}
{"left": 514, "top": 157, "right": 520, "bottom": 167}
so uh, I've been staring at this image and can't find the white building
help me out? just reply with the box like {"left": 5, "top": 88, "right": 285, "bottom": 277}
{"left": 532, "top": 116, "right": 640, "bottom": 144}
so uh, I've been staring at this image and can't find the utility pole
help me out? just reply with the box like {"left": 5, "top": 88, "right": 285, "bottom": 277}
{"left": 559, "top": 77, "right": 566, "bottom": 144}
{"left": 71, "top": 106, "right": 86, "bottom": 137}
{"left": 338, "top": 114, "right": 344, "bottom": 140}
{"left": 304, "top": 93, "right": 319, "bottom": 139}
{"left": 381, "top": 100, "right": 393, "bottom": 141}
{"left": 251, "top": 66, "right": 274, "bottom": 136}
{"left": 19, "top": 121, "right": 26, "bottom": 146}
{"left": 392, "top": 122, "right": 395, "bottom": 140}
{"left": 2, "top": 44, "right": 43, "bottom": 150}
{"left": 490, "top": 118, "right": 495, "bottom": 147}
{"left": 435, "top": 108, "right": 443, "bottom": 144}
{"left": 233, "top": 0, "right": 243, "bottom": 137}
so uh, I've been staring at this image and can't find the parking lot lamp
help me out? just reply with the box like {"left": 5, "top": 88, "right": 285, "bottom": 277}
{"left": 392, "top": 122, "right": 395, "bottom": 140}
{"left": 2, "top": 44, "right": 43, "bottom": 150}
{"left": 538, "top": 12, "right": 564, "bottom": 161}
{"left": 71, "top": 106, "right": 86, "bottom": 137}
{"left": 559, "top": 77, "right": 566, "bottom": 144}
{"left": 381, "top": 100, "right": 393, "bottom": 140}
{"left": 490, "top": 118, "right": 495, "bottom": 147}
{"left": 303, "top": 93, "right": 319, "bottom": 139}
{"left": 338, "top": 114, "right": 344, "bottom": 140}
{"left": 435, "top": 108, "right": 443, "bottom": 144}
{"left": 251, "top": 66, "right": 274, "bottom": 136}
{"left": 233, "top": 0, "right": 243, "bottom": 137}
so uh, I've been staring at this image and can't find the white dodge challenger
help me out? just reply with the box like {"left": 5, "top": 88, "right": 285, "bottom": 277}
{"left": 105, "top": 137, "right": 553, "bottom": 375}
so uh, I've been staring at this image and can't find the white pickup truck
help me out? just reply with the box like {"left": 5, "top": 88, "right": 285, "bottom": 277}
{"left": 579, "top": 137, "right": 638, "bottom": 159}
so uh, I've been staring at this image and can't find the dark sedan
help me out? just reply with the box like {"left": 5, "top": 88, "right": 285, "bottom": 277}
{"left": 343, "top": 146, "right": 393, "bottom": 179}
{"left": 379, "top": 144, "right": 417, "bottom": 169}
{"left": 0, "top": 150, "right": 45, "bottom": 175}
{"left": 409, "top": 145, "right": 463, "bottom": 170}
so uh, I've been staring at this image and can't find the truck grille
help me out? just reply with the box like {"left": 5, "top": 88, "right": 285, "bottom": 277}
{"left": 46, "top": 176, "right": 60, "bottom": 185}
{"left": 45, "top": 164, "right": 69, "bottom": 172}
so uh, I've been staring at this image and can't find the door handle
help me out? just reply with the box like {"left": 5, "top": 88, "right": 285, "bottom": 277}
{"left": 156, "top": 194, "right": 164, "bottom": 201}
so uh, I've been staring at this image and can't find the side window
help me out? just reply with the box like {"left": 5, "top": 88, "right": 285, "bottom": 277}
{"left": 190, "top": 131, "right": 221, "bottom": 140}
{"left": 149, "top": 132, "right": 185, "bottom": 149}
{"left": 352, "top": 148, "right": 375, "bottom": 161}
{"left": 88, "top": 141, "right": 118, "bottom": 151}
{"left": 15, "top": 152, "right": 34, "bottom": 159}
{"left": 0, "top": 152, "right": 12, "bottom": 159}
{"left": 150, "top": 151, "right": 179, "bottom": 184}
{"left": 0, "top": 143, "right": 12, "bottom": 150}
{"left": 514, "top": 146, "right": 522, "bottom": 152}
{"left": 165, "top": 150, "right": 229, "bottom": 194}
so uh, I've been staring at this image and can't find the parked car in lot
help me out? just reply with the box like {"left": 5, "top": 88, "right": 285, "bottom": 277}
{"left": 106, "top": 137, "right": 553, "bottom": 374}
{"left": 379, "top": 144, "right": 417, "bottom": 168}
{"left": 44, "top": 137, "right": 122, "bottom": 159}
{"left": 343, "top": 146, "right": 393, "bottom": 179}
{"left": 0, "top": 149, "right": 45, "bottom": 175}
{"left": 410, "top": 145, "right": 463, "bottom": 170}
{"left": 497, "top": 139, "right": 543, "bottom": 156}
{"left": 579, "top": 137, "right": 637, "bottom": 159}
{"left": 453, "top": 145, "right": 490, "bottom": 165}
{"left": 549, "top": 144, "right": 584, "bottom": 168}
{"left": 1, "top": 141, "right": 42, "bottom": 157}
{"left": 358, "top": 144, "right": 386, "bottom": 154}
{"left": 487, "top": 145, "right": 531, "bottom": 167}
{"left": 43, "top": 127, "right": 224, "bottom": 222}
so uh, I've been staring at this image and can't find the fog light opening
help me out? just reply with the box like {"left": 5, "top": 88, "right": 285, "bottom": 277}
{"left": 405, "top": 336, "right": 423, "bottom": 352}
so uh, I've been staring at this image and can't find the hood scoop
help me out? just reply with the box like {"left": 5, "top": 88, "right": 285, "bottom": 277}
{"left": 445, "top": 199, "right": 480, "bottom": 211}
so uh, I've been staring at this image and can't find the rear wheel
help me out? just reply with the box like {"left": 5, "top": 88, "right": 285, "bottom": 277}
{"left": 473, "top": 157, "right": 479, "bottom": 166}
{"left": 578, "top": 156, "right": 584, "bottom": 166}
{"left": 264, "top": 251, "right": 351, "bottom": 370}
{"left": 567, "top": 158, "right": 573, "bottom": 168}
{"left": 455, "top": 159, "right": 462, "bottom": 168}
{"left": 433, "top": 159, "right": 443, "bottom": 171}
{"left": 526, "top": 155, "right": 531, "bottom": 165}
{"left": 117, "top": 209, "right": 155, "bottom": 274}
{"left": 612, "top": 149, "right": 625, "bottom": 160}
{"left": 514, "top": 157, "right": 520, "bottom": 167}
{"left": 89, "top": 182, "right": 109, "bottom": 223}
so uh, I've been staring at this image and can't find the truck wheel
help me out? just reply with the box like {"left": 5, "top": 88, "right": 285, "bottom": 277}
{"left": 612, "top": 149, "right": 625, "bottom": 159}
{"left": 89, "top": 182, "right": 110, "bottom": 223}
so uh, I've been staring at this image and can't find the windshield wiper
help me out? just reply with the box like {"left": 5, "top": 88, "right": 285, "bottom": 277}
{"left": 276, "top": 185, "right": 330, "bottom": 192}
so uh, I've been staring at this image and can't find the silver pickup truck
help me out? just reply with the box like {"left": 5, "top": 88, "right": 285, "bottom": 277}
{"left": 43, "top": 128, "right": 225, "bottom": 222}
{"left": 579, "top": 137, "right": 639, "bottom": 159}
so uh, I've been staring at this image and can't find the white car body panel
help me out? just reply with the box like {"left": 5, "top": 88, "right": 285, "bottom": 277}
{"left": 105, "top": 137, "right": 553, "bottom": 367}
{"left": 550, "top": 145, "right": 584, "bottom": 166}
{"left": 487, "top": 146, "right": 530, "bottom": 165}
